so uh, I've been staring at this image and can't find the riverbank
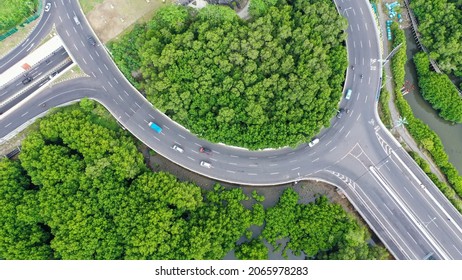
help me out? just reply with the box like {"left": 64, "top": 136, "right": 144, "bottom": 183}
{"left": 377, "top": 0, "right": 462, "bottom": 210}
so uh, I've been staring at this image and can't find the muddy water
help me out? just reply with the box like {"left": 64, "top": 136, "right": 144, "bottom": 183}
{"left": 402, "top": 28, "right": 462, "bottom": 173}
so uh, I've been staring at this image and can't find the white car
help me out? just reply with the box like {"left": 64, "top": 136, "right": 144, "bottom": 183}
{"left": 171, "top": 144, "right": 184, "bottom": 153}
{"left": 45, "top": 2, "right": 51, "bottom": 12}
{"left": 308, "top": 138, "right": 319, "bottom": 147}
{"left": 200, "top": 161, "right": 212, "bottom": 168}
{"left": 345, "top": 89, "right": 352, "bottom": 100}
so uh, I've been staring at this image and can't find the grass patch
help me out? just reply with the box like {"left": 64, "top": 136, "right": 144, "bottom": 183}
{"left": 79, "top": 0, "right": 104, "bottom": 14}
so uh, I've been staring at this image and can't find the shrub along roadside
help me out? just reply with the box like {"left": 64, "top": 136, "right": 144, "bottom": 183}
{"left": 378, "top": 87, "right": 392, "bottom": 129}
{"left": 408, "top": 151, "right": 462, "bottom": 212}
{"left": 390, "top": 24, "right": 462, "bottom": 211}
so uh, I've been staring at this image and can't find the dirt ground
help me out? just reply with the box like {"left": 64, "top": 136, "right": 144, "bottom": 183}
{"left": 84, "top": 0, "right": 173, "bottom": 43}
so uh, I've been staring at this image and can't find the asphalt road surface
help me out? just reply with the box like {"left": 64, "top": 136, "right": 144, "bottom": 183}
{"left": 0, "top": 0, "right": 461, "bottom": 259}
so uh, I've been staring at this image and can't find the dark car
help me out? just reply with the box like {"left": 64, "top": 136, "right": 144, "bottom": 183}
{"left": 49, "top": 71, "right": 58, "bottom": 79}
{"left": 22, "top": 76, "right": 33, "bottom": 85}
{"left": 199, "top": 147, "right": 212, "bottom": 155}
{"left": 336, "top": 108, "right": 345, "bottom": 119}
{"left": 87, "top": 36, "right": 96, "bottom": 46}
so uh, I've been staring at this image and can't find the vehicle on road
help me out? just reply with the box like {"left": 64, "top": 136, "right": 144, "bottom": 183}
{"left": 87, "top": 36, "right": 96, "bottom": 46}
{"left": 199, "top": 147, "right": 212, "bottom": 154}
{"left": 148, "top": 122, "right": 162, "bottom": 133}
{"left": 73, "top": 16, "right": 80, "bottom": 25}
{"left": 360, "top": 74, "right": 363, "bottom": 79}
{"left": 308, "top": 138, "right": 319, "bottom": 147}
{"left": 200, "top": 161, "right": 212, "bottom": 168}
{"left": 171, "top": 144, "right": 184, "bottom": 153}
{"left": 345, "top": 89, "right": 352, "bottom": 100}
{"left": 22, "top": 76, "right": 33, "bottom": 85}
{"left": 45, "top": 2, "right": 51, "bottom": 12}
{"left": 49, "top": 71, "right": 58, "bottom": 79}
{"left": 336, "top": 108, "right": 344, "bottom": 119}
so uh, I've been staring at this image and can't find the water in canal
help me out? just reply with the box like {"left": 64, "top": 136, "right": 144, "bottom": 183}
{"left": 401, "top": 28, "right": 462, "bottom": 174}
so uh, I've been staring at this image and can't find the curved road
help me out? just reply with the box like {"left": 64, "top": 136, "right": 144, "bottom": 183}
{"left": 1, "top": 0, "right": 462, "bottom": 259}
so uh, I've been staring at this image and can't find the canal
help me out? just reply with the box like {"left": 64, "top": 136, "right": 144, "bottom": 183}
{"left": 402, "top": 28, "right": 462, "bottom": 174}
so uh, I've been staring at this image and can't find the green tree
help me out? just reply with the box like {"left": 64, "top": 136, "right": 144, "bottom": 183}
{"left": 235, "top": 239, "right": 268, "bottom": 260}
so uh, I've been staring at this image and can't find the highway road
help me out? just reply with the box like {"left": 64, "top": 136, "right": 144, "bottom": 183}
{"left": 0, "top": 0, "right": 462, "bottom": 259}
{"left": 0, "top": 47, "right": 69, "bottom": 103}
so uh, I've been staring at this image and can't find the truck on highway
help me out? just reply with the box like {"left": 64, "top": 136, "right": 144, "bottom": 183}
{"left": 148, "top": 122, "right": 162, "bottom": 133}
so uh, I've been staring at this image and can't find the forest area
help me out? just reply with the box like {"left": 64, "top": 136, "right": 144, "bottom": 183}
{"left": 411, "top": 0, "right": 462, "bottom": 79}
{"left": 109, "top": 0, "right": 348, "bottom": 149}
{"left": 0, "top": 100, "right": 388, "bottom": 260}
{"left": 0, "top": 0, "right": 37, "bottom": 34}
{"left": 413, "top": 52, "right": 462, "bottom": 123}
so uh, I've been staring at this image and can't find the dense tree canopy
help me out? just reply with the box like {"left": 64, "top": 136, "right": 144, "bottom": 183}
{"left": 263, "top": 189, "right": 388, "bottom": 259}
{"left": 0, "top": 0, "right": 37, "bottom": 34}
{"left": 0, "top": 102, "right": 262, "bottom": 259}
{"left": 413, "top": 52, "right": 462, "bottom": 123}
{"left": 235, "top": 238, "right": 268, "bottom": 260}
{"left": 110, "top": 0, "right": 348, "bottom": 149}
{"left": 0, "top": 102, "right": 387, "bottom": 260}
{"left": 411, "top": 0, "right": 462, "bottom": 76}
